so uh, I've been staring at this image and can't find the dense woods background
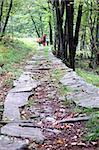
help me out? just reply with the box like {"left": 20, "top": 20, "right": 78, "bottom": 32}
{"left": 0, "top": 0, "right": 99, "bottom": 71}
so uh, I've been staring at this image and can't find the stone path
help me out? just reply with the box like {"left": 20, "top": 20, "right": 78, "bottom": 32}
{"left": 60, "top": 72, "right": 99, "bottom": 108}
{"left": 0, "top": 46, "right": 99, "bottom": 150}
{"left": 49, "top": 49, "right": 99, "bottom": 108}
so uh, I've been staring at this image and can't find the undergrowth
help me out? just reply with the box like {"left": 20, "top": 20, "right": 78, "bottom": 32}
{"left": 0, "top": 38, "right": 36, "bottom": 78}
{"left": 76, "top": 68, "right": 99, "bottom": 87}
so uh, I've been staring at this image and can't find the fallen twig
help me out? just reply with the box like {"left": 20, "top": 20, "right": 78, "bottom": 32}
{"left": 0, "top": 120, "right": 33, "bottom": 125}
{"left": 19, "top": 123, "right": 61, "bottom": 134}
{"left": 0, "top": 116, "right": 90, "bottom": 126}
{"left": 54, "top": 116, "right": 90, "bottom": 124}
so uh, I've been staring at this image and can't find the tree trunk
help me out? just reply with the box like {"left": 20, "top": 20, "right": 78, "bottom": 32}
{"left": 55, "top": 0, "right": 64, "bottom": 58}
{"left": 0, "top": 0, "right": 4, "bottom": 33}
{"left": 95, "top": 0, "right": 99, "bottom": 65}
{"left": 89, "top": 2, "right": 96, "bottom": 59}
{"left": 63, "top": 17, "right": 68, "bottom": 59}
{"left": 1, "top": 0, "right": 13, "bottom": 37}
{"left": 49, "top": 16, "right": 53, "bottom": 45}
{"left": 31, "top": 16, "right": 40, "bottom": 37}
{"left": 66, "top": 1, "right": 75, "bottom": 70}
{"left": 74, "top": 4, "right": 83, "bottom": 57}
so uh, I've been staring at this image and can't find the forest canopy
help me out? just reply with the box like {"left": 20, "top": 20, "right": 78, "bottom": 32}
{"left": 0, "top": 0, "right": 99, "bottom": 70}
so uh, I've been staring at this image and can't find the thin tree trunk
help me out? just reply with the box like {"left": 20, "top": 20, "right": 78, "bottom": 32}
{"left": 0, "top": 0, "right": 4, "bottom": 33}
{"left": 66, "top": 0, "right": 75, "bottom": 70}
{"left": 49, "top": 16, "right": 53, "bottom": 45}
{"left": 63, "top": 17, "right": 68, "bottom": 59}
{"left": 1, "top": 0, "right": 13, "bottom": 37}
{"left": 74, "top": 4, "right": 83, "bottom": 57}
{"left": 89, "top": 2, "right": 96, "bottom": 59}
{"left": 31, "top": 15, "right": 40, "bottom": 37}
{"left": 48, "top": 1, "right": 53, "bottom": 45}
{"left": 55, "top": 0, "right": 64, "bottom": 58}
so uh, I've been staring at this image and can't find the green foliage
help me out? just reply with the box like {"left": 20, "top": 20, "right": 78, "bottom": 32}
{"left": 5, "top": 0, "right": 52, "bottom": 38}
{"left": 44, "top": 46, "right": 49, "bottom": 58}
{"left": 27, "top": 96, "right": 35, "bottom": 107}
{"left": 0, "top": 38, "right": 35, "bottom": 78}
{"left": 76, "top": 68, "right": 99, "bottom": 87}
{"left": 86, "top": 113, "right": 99, "bottom": 141}
{"left": 52, "top": 69, "right": 65, "bottom": 81}
{"left": 74, "top": 106, "right": 99, "bottom": 142}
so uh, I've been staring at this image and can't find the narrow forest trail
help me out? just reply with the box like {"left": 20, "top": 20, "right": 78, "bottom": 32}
{"left": 0, "top": 47, "right": 99, "bottom": 150}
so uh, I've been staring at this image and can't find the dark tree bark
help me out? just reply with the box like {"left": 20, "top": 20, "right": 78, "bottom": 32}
{"left": 65, "top": 1, "right": 83, "bottom": 70}
{"left": 52, "top": 0, "right": 82, "bottom": 70}
{"left": 52, "top": 3, "right": 57, "bottom": 52}
{"left": 80, "top": 27, "right": 86, "bottom": 51}
{"left": 49, "top": 15, "right": 53, "bottom": 45}
{"left": 48, "top": 1, "right": 53, "bottom": 45}
{"left": 1, "top": 0, "right": 13, "bottom": 37}
{"left": 0, "top": 0, "right": 4, "bottom": 33}
{"left": 63, "top": 16, "right": 68, "bottom": 59}
{"left": 65, "top": 0, "right": 74, "bottom": 70}
{"left": 74, "top": 4, "right": 83, "bottom": 57}
{"left": 89, "top": 2, "right": 96, "bottom": 59}
{"left": 31, "top": 15, "right": 40, "bottom": 37}
{"left": 95, "top": 0, "right": 99, "bottom": 65}
{"left": 54, "top": 0, "right": 64, "bottom": 58}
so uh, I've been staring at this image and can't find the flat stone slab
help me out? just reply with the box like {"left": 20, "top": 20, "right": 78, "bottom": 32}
{"left": 60, "top": 72, "right": 99, "bottom": 108}
{"left": 67, "top": 92, "right": 99, "bottom": 108}
{"left": 1, "top": 123, "right": 45, "bottom": 144}
{"left": 3, "top": 92, "right": 32, "bottom": 120}
{"left": 3, "top": 72, "right": 38, "bottom": 120}
{"left": 13, "top": 73, "right": 38, "bottom": 90}
{"left": 32, "top": 56, "right": 46, "bottom": 61}
{"left": 0, "top": 138, "right": 28, "bottom": 150}
{"left": 3, "top": 105, "right": 20, "bottom": 120}
{"left": 11, "top": 83, "right": 37, "bottom": 93}
{"left": 76, "top": 97, "right": 99, "bottom": 108}
{"left": 5, "top": 92, "right": 32, "bottom": 107}
{"left": 26, "top": 60, "right": 36, "bottom": 65}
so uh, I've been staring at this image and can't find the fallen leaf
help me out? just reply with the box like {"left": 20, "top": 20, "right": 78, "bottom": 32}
{"left": 64, "top": 124, "right": 72, "bottom": 129}
{"left": 65, "top": 144, "right": 68, "bottom": 147}
{"left": 77, "top": 142, "right": 86, "bottom": 146}
{"left": 71, "top": 142, "right": 77, "bottom": 146}
{"left": 57, "top": 139, "right": 64, "bottom": 144}
{"left": 91, "top": 142, "right": 97, "bottom": 146}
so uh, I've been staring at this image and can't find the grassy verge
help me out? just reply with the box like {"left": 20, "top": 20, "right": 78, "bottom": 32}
{"left": 74, "top": 107, "right": 99, "bottom": 141}
{"left": 76, "top": 68, "right": 99, "bottom": 87}
{"left": 0, "top": 37, "right": 38, "bottom": 91}
{"left": 0, "top": 38, "right": 37, "bottom": 77}
{"left": 76, "top": 68, "right": 99, "bottom": 142}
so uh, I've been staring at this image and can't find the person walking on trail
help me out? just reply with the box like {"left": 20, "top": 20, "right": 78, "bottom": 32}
{"left": 42, "top": 34, "right": 46, "bottom": 46}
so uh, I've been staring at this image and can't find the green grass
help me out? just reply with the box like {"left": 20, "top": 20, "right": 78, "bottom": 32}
{"left": 75, "top": 59, "right": 99, "bottom": 141}
{"left": 0, "top": 38, "right": 37, "bottom": 79}
{"left": 58, "top": 85, "right": 72, "bottom": 96}
{"left": 44, "top": 46, "right": 49, "bottom": 58}
{"left": 27, "top": 96, "right": 35, "bottom": 107}
{"left": 74, "top": 106, "right": 99, "bottom": 141}
{"left": 52, "top": 68, "right": 66, "bottom": 81}
{"left": 86, "top": 113, "right": 99, "bottom": 141}
{"left": 76, "top": 68, "right": 99, "bottom": 87}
